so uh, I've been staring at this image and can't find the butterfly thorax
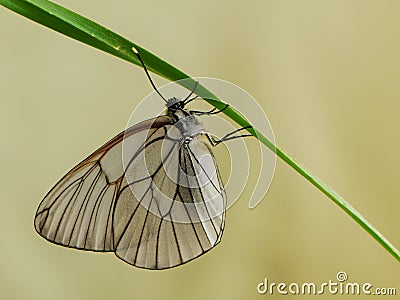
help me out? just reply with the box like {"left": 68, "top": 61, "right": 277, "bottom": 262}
{"left": 165, "top": 97, "right": 204, "bottom": 142}
{"left": 176, "top": 114, "right": 203, "bottom": 137}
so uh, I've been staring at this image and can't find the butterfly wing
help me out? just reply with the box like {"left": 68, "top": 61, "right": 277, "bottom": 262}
{"left": 34, "top": 115, "right": 226, "bottom": 269}
{"left": 114, "top": 132, "right": 226, "bottom": 269}
{"left": 34, "top": 116, "right": 173, "bottom": 251}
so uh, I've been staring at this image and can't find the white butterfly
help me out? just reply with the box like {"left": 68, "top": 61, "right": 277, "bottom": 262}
{"left": 34, "top": 48, "right": 228, "bottom": 269}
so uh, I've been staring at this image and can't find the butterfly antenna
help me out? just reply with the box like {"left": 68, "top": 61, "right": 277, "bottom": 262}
{"left": 132, "top": 46, "right": 167, "bottom": 102}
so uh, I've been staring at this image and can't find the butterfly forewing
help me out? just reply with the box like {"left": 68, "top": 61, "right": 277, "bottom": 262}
{"left": 34, "top": 114, "right": 226, "bottom": 269}
{"left": 34, "top": 117, "right": 171, "bottom": 250}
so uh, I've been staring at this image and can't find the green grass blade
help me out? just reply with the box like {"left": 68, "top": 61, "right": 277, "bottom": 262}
{"left": 1, "top": 0, "right": 399, "bottom": 262}
{"left": 0, "top": 0, "right": 190, "bottom": 83}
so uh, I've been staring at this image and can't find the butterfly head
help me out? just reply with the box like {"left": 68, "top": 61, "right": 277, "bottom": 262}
{"left": 166, "top": 97, "right": 185, "bottom": 112}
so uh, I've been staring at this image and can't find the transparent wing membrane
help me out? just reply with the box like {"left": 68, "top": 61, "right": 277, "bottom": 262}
{"left": 35, "top": 151, "right": 118, "bottom": 251}
{"left": 34, "top": 115, "right": 226, "bottom": 269}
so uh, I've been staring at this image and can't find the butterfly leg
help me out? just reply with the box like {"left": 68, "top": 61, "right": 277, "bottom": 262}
{"left": 206, "top": 125, "right": 253, "bottom": 146}
{"left": 191, "top": 104, "right": 230, "bottom": 116}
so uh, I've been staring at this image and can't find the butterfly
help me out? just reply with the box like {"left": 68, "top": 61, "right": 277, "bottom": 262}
{"left": 34, "top": 47, "right": 231, "bottom": 269}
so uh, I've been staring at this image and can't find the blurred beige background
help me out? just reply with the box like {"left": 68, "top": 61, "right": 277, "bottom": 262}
{"left": 0, "top": 0, "right": 399, "bottom": 299}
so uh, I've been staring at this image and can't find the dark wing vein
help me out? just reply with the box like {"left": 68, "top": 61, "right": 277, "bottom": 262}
{"left": 34, "top": 116, "right": 174, "bottom": 252}
{"left": 34, "top": 114, "right": 226, "bottom": 269}
{"left": 113, "top": 132, "right": 226, "bottom": 269}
